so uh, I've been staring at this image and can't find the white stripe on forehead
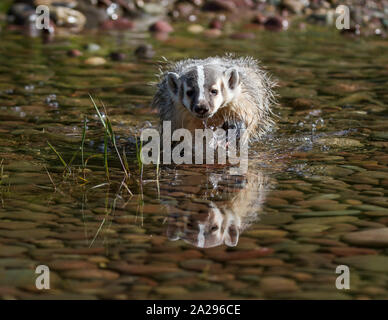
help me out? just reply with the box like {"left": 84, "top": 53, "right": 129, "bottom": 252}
{"left": 197, "top": 223, "right": 205, "bottom": 248}
{"left": 196, "top": 65, "right": 205, "bottom": 101}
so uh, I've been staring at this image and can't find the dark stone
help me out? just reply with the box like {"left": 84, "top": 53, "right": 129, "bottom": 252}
{"left": 134, "top": 44, "right": 155, "bottom": 59}
{"left": 7, "top": 3, "right": 35, "bottom": 26}
{"left": 264, "top": 16, "right": 284, "bottom": 31}
{"left": 110, "top": 51, "right": 126, "bottom": 61}
{"left": 149, "top": 20, "right": 173, "bottom": 33}
{"left": 209, "top": 18, "right": 223, "bottom": 29}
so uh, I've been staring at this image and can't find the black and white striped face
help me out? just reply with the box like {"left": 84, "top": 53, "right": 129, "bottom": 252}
{"left": 166, "top": 65, "right": 241, "bottom": 119}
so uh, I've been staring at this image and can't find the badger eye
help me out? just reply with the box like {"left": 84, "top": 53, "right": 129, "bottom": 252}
{"left": 186, "top": 90, "right": 194, "bottom": 97}
{"left": 211, "top": 226, "right": 219, "bottom": 232}
{"left": 210, "top": 89, "right": 218, "bottom": 96}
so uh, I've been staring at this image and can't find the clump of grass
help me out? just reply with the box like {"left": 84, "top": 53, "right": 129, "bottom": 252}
{"left": 89, "top": 94, "right": 130, "bottom": 180}
{"left": 46, "top": 95, "right": 133, "bottom": 196}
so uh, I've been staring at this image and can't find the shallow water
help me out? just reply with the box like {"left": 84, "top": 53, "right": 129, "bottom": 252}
{"left": 0, "top": 26, "right": 388, "bottom": 299}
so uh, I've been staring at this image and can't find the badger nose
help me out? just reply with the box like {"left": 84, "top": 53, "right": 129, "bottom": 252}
{"left": 194, "top": 104, "right": 209, "bottom": 115}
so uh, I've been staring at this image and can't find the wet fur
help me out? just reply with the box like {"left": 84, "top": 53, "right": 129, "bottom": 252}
{"left": 152, "top": 54, "right": 277, "bottom": 141}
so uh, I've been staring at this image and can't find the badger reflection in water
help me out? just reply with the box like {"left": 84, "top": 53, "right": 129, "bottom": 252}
{"left": 164, "top": 170, "right": 269, "bottom": 248}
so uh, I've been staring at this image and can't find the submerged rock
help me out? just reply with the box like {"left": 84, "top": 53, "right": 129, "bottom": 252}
{"left": 7, "top": 3, "right": 35, "bottom": 25}
{"left": 101, "top": 18, "right": 134, "bottom": 30}
{"left": 260, "top": 276, "right": 299, "bottom": 294}
{"left": 336, "top": 255, "right": 388, "bottom": 272}
{"left": 110, "top": 52, "right": 126, "bottom": 61}
{"left": 342, "top": 228, "right": 388, "bottom": 247}
{"left": 316, "top": 138, "right": 364, "bottom": 148}
{"left": 50, "top": 6, "right": 86, "bottom": 32}
{"left": 134, "top": 44, "right": 155, "bottom": 59}
{"left": 149, "top": 20, "right": 173, "bottom": 33}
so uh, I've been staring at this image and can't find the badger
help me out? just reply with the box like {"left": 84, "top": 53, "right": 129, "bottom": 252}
{"left": 152, "top": 54, "right": 276, "bottom": 142}
{"left": 165, "top": 171, "right": 269, "bottom": 248}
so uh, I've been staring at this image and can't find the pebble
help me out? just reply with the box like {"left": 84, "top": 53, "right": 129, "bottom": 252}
{"left": 264, "top": 17, "right": 285, "bottom": 31}
{"left": 67, "top": 49, "right": 83, "bottom": 57}
{"left": 203, "top": 28, "right": 222, "bottom": 38}
{"left": 101, "top": 18, "right": 134, "bottom": 30}
{"left": 50, "top": 6, "right": 86, "bottom": 32}
{"left": 187, "top": 24, "right": 204, "bottom": 34}
{"left": 272, "top": 190, "right": 304, "bottom": 201}
{"left": 49, "top": 260, "right": 97, "bottom": 271}
{"left": 295, "top": 210, "right": 361, "bottom": 217}
{"left": 180, "top": 259, "right": 219, "bottom": 272}
{"left": 336, "top": 255, "right": 388, "bottom": 272}
{"left": 110, "top": 52, "right": 126, "bottom": 62}
{"left": 342, "top": 228, "right": 388, "bottom": 247}
{"left": 108, "top": 261, "right": 179, "bottom": 276}
{"left": 84, "top": 43, "right": 100, "bottom": 52}
{"left": 149, "top": 21, "right": 174, "bottom": 33}
{"left": 209, "top": 248, "right": 274, "bottom": 262}
{"left": 63, "top": 269, "right": 119, "bottom": 280}
{"left": 134, "top": 44, "right": 155, "bottom": 59}
{"left": 84, "top": 57, "right": 106, "bottom": 66}
{"left": 259, "top": 276, "right": 299, "bottom": 294}
{"left": 328, "top": 247, "right": 378, "bottom": 257}
{"left": 245, "top": 229, "right": 288, "bottom": 239}
{"left": 209, "top": 18, "right": 223, "bottom": 29}
{"left": 0, "top": 245, "right": 27, "bottom": 257}
{"left": 316, "top": 138, "right": 364, "bottom": 148}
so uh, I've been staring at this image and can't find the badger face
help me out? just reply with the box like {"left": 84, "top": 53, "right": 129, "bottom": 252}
{"left": 166, "top": 65, "right": 241, "bottom": 119}
{"left": 166, "top": 205, "right": 240, "bottom": 248}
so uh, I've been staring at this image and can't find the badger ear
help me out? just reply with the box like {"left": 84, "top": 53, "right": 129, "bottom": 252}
{"left": 224, "top": 223, "right": 239, "bottom": 247}
{"left": 166, "top": 72, "right": 180, "bottom": 97}
{"left": 224, "top": 68, "right": 240, "bottom": 90}
{"left": 166, "top": 223, "right": 180, "bottom": 241}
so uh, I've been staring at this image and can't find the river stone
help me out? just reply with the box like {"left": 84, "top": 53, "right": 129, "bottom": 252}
{"left": 316, "top": 138, "right": 363, "bottom": 148}
{"left": 336, "top": 255, "right": 388, "bottom": 272}
{"left": 294, "top": 210, "right": 361, "bottom": 217}
{"left": 180, "top": 259, "right": 217, "bottom": 272}
{"left": 259, "top": 276, "right": 299, "bottom": 294}
{"left": 342, "top": 228, "right": 388, "bottom": 247}
{"left": 284, "top": 223, "right": 330, "bottom": 234}
{"left": 155, "top": 286, "right": 188, "bottom": 296}
{"left": 85, "top": 57, "right": 106, "bottom": 66}
{"left": 245, "top": 229, "right": 288, "bottom": 238}
{"left": 0, "top": 245, "right": 27, "bottom": 257}
{"left": 62, "top": 269, "right": 119, "bottom": 280}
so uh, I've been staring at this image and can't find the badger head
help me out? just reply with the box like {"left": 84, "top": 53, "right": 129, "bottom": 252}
{"left": 166, "top": 204, "right": 240, "bottom": 248}
{"left": 166, "top": 65, "right": 241, "bottom": 119}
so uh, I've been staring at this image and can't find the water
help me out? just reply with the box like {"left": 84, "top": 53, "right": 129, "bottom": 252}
{"left": 0, "top": 26, "right": 387, "bottom": 299}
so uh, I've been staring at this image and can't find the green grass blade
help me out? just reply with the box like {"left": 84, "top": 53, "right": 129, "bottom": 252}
{"left": 89, "top": 93, "right": 106, "bottom": 129}
{"left": 104, "top": 129, "right": 109, "bottom": 180}
{"left": 47, "top": 141, "right": 68, "bottom": 168}
{"left": 81, "top": 117, "right": 87, "bottom": 168}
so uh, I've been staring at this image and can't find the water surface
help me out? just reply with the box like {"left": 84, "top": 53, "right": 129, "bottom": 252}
{"left": 0, "top": 26, "right": 387, "bottom": 299}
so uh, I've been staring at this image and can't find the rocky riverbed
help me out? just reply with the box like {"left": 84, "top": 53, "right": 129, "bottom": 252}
{"left": 0, "top": 20, "right": 387, "bottom": 299}
{"left": 1, "top": 0, "right": 388, "bottom": 39}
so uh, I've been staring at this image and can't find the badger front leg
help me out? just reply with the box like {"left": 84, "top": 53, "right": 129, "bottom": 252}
{"left": 222, "top": 120, "right": 246, "bottom": 142}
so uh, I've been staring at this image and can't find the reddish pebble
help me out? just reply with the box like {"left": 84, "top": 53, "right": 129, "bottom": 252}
{"left": 67, "top": 49, "right": 83, "bottom": 57}
{"left": 101, "top": 18, "right": 134, "bottom": 30}
{"left": 230, "top": 32, "right": 255, "bottom": 40}
{"left": 252, "top": 13, "right": 266, "bottom": 25}
{"left": 209, "top": 18, "right": 223, "bottom": 29}
{"left": 264, "top": 16, "right": 284, "bottom": 31}
{"left": 149, "top": 21, "right": 174, "bottom": 33}
{"left": 110, "top": 52, "right": 126, "bottom": 61}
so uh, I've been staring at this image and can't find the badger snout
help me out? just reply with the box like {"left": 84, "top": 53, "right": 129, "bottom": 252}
{"left": 193, "top": 102, "right": 210, "bottom": 118}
